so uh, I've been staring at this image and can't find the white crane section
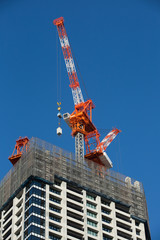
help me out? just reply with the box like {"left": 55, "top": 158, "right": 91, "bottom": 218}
{"left": 60, "top": 36, "right": 69, "bottom": 48}
{"left": 71, "top": 87, "right": 84, "bottom": 106}
{"left": 97, "top": 129, "right": 119, "bottom": 152}
{"left": 65, "top": 58, "right": 76, "bottom": 73}
{"left": 58, "top": 30, "right": 84, "bottom": 105}
{"left": 75, "top": 132, "right": 84, "bottom": 163}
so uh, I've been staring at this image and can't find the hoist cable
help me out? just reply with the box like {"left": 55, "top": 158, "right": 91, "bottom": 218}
{"left": 56, "top": 31, "right": 59, "bottom": 102}
{"left": 59, "top": 42, "right": 61, "bottom": 102}
{"left": 117, "top": 134, "right": 122, "bottom": 173}
{"left": 56, "top": 31, "right": 62, "bottom": 103}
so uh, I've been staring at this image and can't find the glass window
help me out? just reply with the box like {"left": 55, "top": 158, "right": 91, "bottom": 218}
{"left": 28, "top": 236, "right": 44, "bottom": 240}
{"left": 102, "top": 226, "right": 112, "bottom": 233}
{"left": 49, "top": 224, "right": 61, "bottom": 232}
{"left": 49, "top": 234, "right": 61, "bottom": 240}
{"left": 49, "top": 196, "right": 61, "bottom": 204}
{"left": 49, "top": 205, "right": 61, "bottom": 213}
{"left": 86, "top": 194, "right": 96, "bottom": 201}
{"left": 87, "top": 220, "right": 97, "bottom": 227}
{"left": 50, "top": 188, "right": 61, "bottom": 195}
{"left": 26, "top": 196, "right": 45, "bottom": 209}
{"left": 24, "top": 224, "right": 45, "bottom": 238}
{"left": 25, "top": 206, "right": 45, "bottom": 218}
{"left": 87, "top": 202, "right": 96, "bottom": 209}
{"left": 102, "top": 208, "right": 110, "bottom": 215}
{"left": 87, "top": 228, "right": 97, "bottom": 236}
{"left": 102, "top": 217, "right": 111, "bottom": 224}
{"left": 26, "top": 187, "right": 45, "bottom": 200}
{"left": 136, "top": 229, "right": 140, "bottom": 235}
{"left": 49, "top": 214, "right": 61, "bottom": 223}
{"left": 25, "top": 215, "right": 45, "bottom": 228}
{"left": 87, "top": 211, "right": 96, "bottom": 218}
{"left": 103, "top": 236, "right": 112, "bottom": 240}
{"left": 101, "top": 199, "right": 110, "bottom": 206}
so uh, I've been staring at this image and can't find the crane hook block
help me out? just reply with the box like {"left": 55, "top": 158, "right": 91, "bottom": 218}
{"left": 57, "top": 112, "right": 62, "bottom": 118}
{"left": 57, "top": 102, "right": 61, "bottom": 112}
{"left": 57, "top": 127, "right": 62, "bottom": 136}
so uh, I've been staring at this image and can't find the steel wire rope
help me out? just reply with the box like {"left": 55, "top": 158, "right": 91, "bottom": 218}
{"left": 56, "top": 30, "right": 59, "bottom": 102}
{"left": 114, "top": 134, "right": 122, "bottom": 173}
{"left": 114, "top": 134, "right": 119, "bottom": 173}
{"left": 59, "top": 38, "right": 61, "bottom": 103}
{"left": 97, "top": 128, "right": 111, "bottom": 135}
{"left": 56, "top": 31, "right": 61, "bottom": 103}
{"left": 56, "top": 31, "right": 62, "bottom": 129}
{"left": 117, "top": 134, "right": 122, "bottom": 173}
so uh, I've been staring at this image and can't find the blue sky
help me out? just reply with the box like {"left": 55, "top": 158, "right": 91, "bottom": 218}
{"left": 0, "top": 0, "right": 160, "bottom": 238}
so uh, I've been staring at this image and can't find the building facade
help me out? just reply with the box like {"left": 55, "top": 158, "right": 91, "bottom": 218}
{"left": 0, "top": 138, "right": 151, "bottom": 240}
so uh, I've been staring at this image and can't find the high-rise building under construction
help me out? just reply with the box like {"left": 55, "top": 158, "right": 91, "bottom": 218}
{"left": 0, "top": 137, "right": 151, "bottom": 240}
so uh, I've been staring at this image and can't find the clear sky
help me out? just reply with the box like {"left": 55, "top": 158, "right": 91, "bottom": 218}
{"left": 0, "top": 0, "right": 159, "bottom": 238}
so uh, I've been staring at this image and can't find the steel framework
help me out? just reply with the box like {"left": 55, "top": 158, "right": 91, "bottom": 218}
{"left": 53, "top": 17, "right": 121, "bottom": 169}
{"left": 0, "top": 137, "right": 149, "bottom": 222}
{"left": 8, "top": 136, "right": 29, "bottom": 165}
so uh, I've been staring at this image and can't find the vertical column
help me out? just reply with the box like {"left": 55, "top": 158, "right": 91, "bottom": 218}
{"left": 45, "top": 184, "right": 49, "bottom": 239}
{"left": 12, "top": 197, "right": 17, "bottom": 239}
{"left": 61, "top": 181, "right": 67, "bottom": 239}
{"left": 110, "top": 201, "right": 117, "bottom": 238}
{"left": 21, "top": 188, "right": 26, "bottom": 240}
{"left": 131, "top": 219, "right": 137, "bottom": 240}
{"left": 83, "top": 190, "right": 88, "bottom": 239}
{"left": 0, "top": 211, "right": 4, "bottom": 239}
{"left": 131, "top": 219, "right": 146, "bottom": 240}
{"left": 75, "top": 133, "right": 84, "bottom": 163}
{"left": 97, "top": 196, "right": 103, "bottom": 239}
{"left": 139, "top": 222, "right": 146, "bottom": 240}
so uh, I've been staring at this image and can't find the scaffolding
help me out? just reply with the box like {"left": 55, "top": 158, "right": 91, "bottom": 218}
{"left": 0, "top": 137, "right": 148, "bottom": 221}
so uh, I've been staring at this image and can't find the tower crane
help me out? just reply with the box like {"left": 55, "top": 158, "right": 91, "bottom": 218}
{"left": 54, "top": 17, "right": 121, "bottom": 170}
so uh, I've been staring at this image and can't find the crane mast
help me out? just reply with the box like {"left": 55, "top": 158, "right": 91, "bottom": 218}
{"left": 54, "top": 17, "right": 121, "bottom": 170}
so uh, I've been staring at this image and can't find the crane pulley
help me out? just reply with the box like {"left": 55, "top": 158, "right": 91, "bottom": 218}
{"left": 54, "top": 17, "right": 121, "bottom": 170}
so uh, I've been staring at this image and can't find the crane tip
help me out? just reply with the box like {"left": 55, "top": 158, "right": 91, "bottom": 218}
{"left": 53, "top": 17, "right": 64, "bottom": 26}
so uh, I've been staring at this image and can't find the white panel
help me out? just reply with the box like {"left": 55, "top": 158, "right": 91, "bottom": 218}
{"left": 99, "top": 151, "right": 113, "bottom": 169}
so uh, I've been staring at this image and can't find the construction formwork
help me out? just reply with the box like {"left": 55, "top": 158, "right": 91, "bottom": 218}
{"left": 0, "top": 137, "right": 148, "bottom": 221}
